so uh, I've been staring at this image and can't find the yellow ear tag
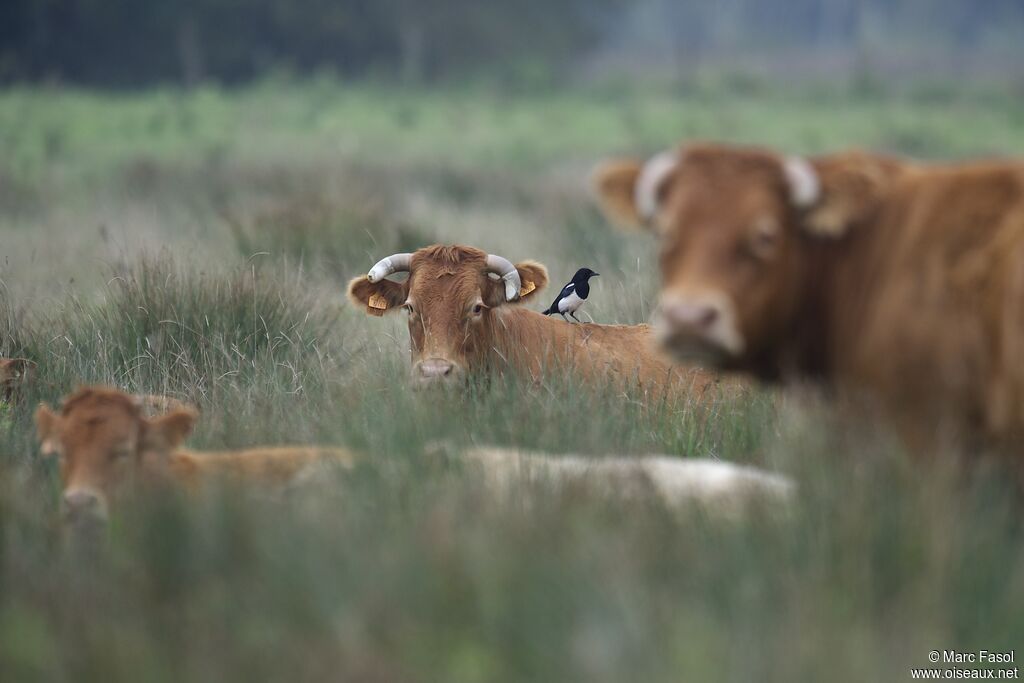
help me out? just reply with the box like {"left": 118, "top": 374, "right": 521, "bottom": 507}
{"left": 519, "top": 281, "right": 536, "bottom": 297}
{"left": 367, "top": 293, "right": 389, "bottom": 316}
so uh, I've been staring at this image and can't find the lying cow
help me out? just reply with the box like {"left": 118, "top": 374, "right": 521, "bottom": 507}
{"left": 594, "top": 141, "right": 1024, "bottom": 454}
{"left": 347, "top": 244, "right": 716, "bottom": 396}
{"left": 36, "top": 385, "right": 791, "bottom": 528}
{"left": 0, "top": 357, "right": 35, "bottom": 403}
{"left": 36, "top": 386, "right": 356, "bottom": 524}
{"left": 457, "top": 445, "right": 794, "bottom": 516}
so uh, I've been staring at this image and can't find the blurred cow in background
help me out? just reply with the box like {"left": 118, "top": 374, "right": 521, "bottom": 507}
{"left": 348, "top": 244, "right": 718, "bottom": 398}
{"left": 594, "top": 141, "right": 1024, "bottom": 456}
{"left": 0, "top": 357, "right": 35, "bottom": 404}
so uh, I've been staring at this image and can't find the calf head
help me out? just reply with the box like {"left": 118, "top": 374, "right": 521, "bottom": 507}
{"left": 36, "top": 387, "right": 198, "bottom": 523}
{"left": 594, "top": 142, "right": 904, "bottom": 371}
{"left": 348, "top": 245, "right": 548, "bottom": 387}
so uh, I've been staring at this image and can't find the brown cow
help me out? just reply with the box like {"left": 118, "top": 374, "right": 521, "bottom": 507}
{"left": 594, "top": 141, "right": 1024, "bottom": 454}
{"left": 347, "top": 244, "right": 716, "bottom": 396}
{"left": 36, "top": 386, "right": 356, "bottom": 523}
{"left": 0, "top": 357, "right": 35, "bottom": 403}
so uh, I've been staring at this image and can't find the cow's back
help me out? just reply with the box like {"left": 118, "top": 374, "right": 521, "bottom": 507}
{"left": 171, "top": 446, "right": 357, "bottom": 488}
{"left": 491, "top": 307, "right": 720, "bottom": 398}
{"left": 829, "top": 161, "right": 1024, "bottom": 445}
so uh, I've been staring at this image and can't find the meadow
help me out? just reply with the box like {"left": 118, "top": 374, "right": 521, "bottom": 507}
{"left": 1, "top": 78, "right": 1024, "bottom": 681}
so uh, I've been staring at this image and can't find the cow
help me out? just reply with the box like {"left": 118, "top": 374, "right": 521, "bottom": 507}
{"left": 347, "top": 244, "right": 717, "bottom": 397}
{"left": 35, "top": 386, "right": 356, "bottom": 524}
{"left": 0, "top": 357, "right": 35, "bottom": 403}
{"left": 457, "top": 446, "right": 794, "bottom": 516}
{"left": 593, "top": 141, "right": 1024, "bottom": 455}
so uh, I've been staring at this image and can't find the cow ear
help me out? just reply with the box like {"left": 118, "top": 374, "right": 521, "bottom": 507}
{"left": 347, "top": 276, "right": 406, "bottom": 317}
{"left": 35, "top": 404, "right": 62, "bottom": 457}
{"left": 795, "top": 153, "right": 904, "bottom": 238}
{"left": 592, "top": 152, "right": 679, "bottom": 232}
{"left": 484, "top": 260, "right": 550, "bottom": 307}
{"left": 512, "top": 260, "right": 548, "bottom": 304}
{"left": 592, "top": 159, "right": 645, "bottom": 229}
{"left": 142, "top": 409, "right": 198, "bottom": 453}
{"left": 1, "top": 358, "right": 35, "bottom": 382}
{"left": 0, "top": 359, "right": 15, "bottom": 383}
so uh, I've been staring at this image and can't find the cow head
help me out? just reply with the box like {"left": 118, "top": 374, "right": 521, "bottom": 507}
{"left": 36, "top": 387, "right": 198, "bottom": 524}
{"left": 348, "top": 245, "right": 548, "bottom": 387}
{"left": 593, "top": 142, "right": 904, "bottom": 370}
{"left": 0, "top": 357, "right": 35, "bottom": 402}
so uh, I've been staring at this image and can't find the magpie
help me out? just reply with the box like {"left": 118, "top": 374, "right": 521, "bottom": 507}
{"left": 542, "top": 267, "right": 599, "bottom": 322}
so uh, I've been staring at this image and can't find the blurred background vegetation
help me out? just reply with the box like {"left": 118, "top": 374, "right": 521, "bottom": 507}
{"left": 2, "top": 2, "right": 1024, "bottom": 682}
{"left": 2, "top": 0, "right": 1023, "bottom": 87}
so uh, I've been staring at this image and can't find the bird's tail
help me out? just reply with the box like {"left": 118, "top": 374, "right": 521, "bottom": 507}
{"left": 542, "top": 306, "right": 554, "bottom": 315}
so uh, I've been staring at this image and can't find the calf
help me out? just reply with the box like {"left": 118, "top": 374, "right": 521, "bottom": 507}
{"left": 36, "top": 386, "right": 355, "bottom": 523}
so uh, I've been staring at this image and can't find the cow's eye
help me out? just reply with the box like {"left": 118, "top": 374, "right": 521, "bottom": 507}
{"left": 111, "top": 443, "right": 134, "bottom": 459}
{"left": 470, "top": 303, "right": 486, "bottom": 317}
{"left": 746, "top": 218, "right": 779, "bottom": 260}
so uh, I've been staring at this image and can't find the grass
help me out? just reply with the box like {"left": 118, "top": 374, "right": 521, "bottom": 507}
{"left": 1, "top": 78, "right": 1023, "bottom": 681}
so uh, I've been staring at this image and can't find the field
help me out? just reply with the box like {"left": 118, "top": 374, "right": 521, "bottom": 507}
{"left": 2, "top": 79, "right": 1024, "bottom": 682}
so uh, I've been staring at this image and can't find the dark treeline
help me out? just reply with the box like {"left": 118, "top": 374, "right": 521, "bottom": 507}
{"left": 0, "top": 0, "right": 623, "bottom": 86}
{"left": 2, "top": 0, "right": 1023, "bottom": 87}
{"left": 626, "top": 0, "right": 1024, "bottom": 79}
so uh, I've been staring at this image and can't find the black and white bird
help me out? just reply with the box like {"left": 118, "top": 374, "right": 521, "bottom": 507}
{"left": 542, "top": 267, "right": 599, "bottom": 322}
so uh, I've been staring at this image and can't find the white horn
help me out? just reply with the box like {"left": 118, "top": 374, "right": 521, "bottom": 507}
{"left": 485, "top": 254, "right": 522, "bottom": 302}
{"left": 782, "top": 156, "right": 820, "bottom": 208}
{"left": 367, "top": 253, "right": 412, "bottom": 283}
{"left": 636, "top": 150, "right": 679, "bottom": 222}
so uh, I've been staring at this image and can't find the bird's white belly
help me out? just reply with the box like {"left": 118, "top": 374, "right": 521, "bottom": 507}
{"left": 558, "top": 291, "right": 584, "bottom": 313}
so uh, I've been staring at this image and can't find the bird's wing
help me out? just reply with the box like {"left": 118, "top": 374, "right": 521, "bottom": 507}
{"left": 559, "top": 290, "right": 585, "bottom": 313}
{"left": 545, "top": 282, "right": 575, "bottom": 313}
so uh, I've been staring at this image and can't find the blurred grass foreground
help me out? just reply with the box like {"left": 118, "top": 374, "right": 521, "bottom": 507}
{"left": 2, "top": 1, "right": 1024, "bottom": 679}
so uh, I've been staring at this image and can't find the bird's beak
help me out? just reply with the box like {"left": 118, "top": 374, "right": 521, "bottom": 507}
{"left": 594, "top": 273, "right": 600, "bottom": 277}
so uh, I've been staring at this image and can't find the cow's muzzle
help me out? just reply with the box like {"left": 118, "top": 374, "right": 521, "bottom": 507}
{"left": 412, "top": 358, "right": 466, "bottom": 389}
{"left": 61, "top": 488, "right": 109, "bottom": 525}
{"left": 654, "top": 291, "right": 745, "bottom": 363}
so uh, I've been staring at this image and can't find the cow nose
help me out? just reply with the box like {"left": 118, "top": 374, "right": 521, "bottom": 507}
{"left": 62, "top": 489, "right": 107, "bottom": 521}
{"left": 661, "top": 301, "right": 720, "bottom": 330}
{"left": 419, "top": 359, "right": 454, "bottom": 378}
{"left": 413, "top": 358, "right": 464, "bottom": 387}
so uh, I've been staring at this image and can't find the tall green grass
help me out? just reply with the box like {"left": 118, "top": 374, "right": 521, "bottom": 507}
{"left": 2, "top": 248, "right": 1021, "bottom": 683}
{"left": 1, "top": 81, "right": 1023, "bottom": 682}
{"left": 8, "top": 256, "right": 338, "bottom": 398}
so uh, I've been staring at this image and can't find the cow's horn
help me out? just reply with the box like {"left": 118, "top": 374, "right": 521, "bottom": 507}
{"left": 485, "top": 254, "right": 522, "bottom": 302}
{"left": 635, "top": 150, "right": 679, "bottom": 222}
{"left": 783, "top": 156, "right": 821, "bottom": 208}
{"left": 367, "top": 253, "right": 413, "bottom": 283}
